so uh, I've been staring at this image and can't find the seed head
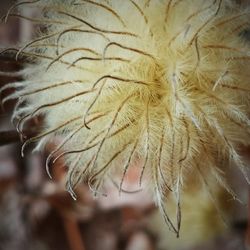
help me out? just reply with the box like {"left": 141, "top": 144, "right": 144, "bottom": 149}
{"left": 2, "top": 0, "right": 250, "bottom": 236}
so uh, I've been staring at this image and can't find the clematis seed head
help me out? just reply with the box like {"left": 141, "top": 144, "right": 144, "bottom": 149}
{"left": 2, "top": 0, "right": 250, "bottom": 236}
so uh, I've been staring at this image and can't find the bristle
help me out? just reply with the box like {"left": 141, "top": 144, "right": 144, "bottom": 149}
{"left": 3, "top": 0, "right": 250, "bottom": 236}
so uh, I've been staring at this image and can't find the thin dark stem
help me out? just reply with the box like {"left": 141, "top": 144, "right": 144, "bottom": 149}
{"left": 0, "top": 129, "right": 36, "bottom": 146}
{"left": 0, "top": 130, "right": 21, "bottom": 146}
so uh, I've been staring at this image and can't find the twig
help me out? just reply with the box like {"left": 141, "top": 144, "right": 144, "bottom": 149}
{"left": 52, "top": 154, "right": 86, "bottom": 250}
{"left": 0, "top": 129, "right": 38, "bottom": 146}
{"left": 62, "top": 216, "right": 86, "bottom": 250}
{"left": 0, "top": 130, "right": 21, "bottom": 146}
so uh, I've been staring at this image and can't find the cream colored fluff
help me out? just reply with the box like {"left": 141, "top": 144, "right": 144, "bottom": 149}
{"left": 2, "top": 0, "right": 250, "bottom": 236}
{"left": 149, "top": 183, "right": 230, "bottom": 249}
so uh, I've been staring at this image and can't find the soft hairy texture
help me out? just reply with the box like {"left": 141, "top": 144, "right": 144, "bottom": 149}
{"left": 1, "top": 0, "right": 250, "bottom": 236}
{"left": 148, "top": 173, "right": 234, "bottom": 250}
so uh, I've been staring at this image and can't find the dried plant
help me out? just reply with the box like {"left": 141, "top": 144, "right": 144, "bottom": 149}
{"left": 1, "top": 0, "right": 250, "bottom": 236}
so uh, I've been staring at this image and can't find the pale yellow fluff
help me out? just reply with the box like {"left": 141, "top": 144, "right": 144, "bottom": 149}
{"left": 1, "top": 0, "right": 250, "bottom": 236}
{"left": 148, "top": 169, "right": 241, "bottom": 249}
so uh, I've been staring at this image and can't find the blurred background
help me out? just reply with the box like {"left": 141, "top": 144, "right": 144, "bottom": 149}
{"left": 0, "top": 1, "right": 250, "bottom": 250}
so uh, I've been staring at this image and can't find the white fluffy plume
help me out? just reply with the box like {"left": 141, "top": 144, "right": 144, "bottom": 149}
{"left": 1, "top": 0, "right": 250, "bottom": 236}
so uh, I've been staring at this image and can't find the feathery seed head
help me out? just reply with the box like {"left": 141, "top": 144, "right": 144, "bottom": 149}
{"left": 2, "top": 0, "right": 250, "bottom": 235}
